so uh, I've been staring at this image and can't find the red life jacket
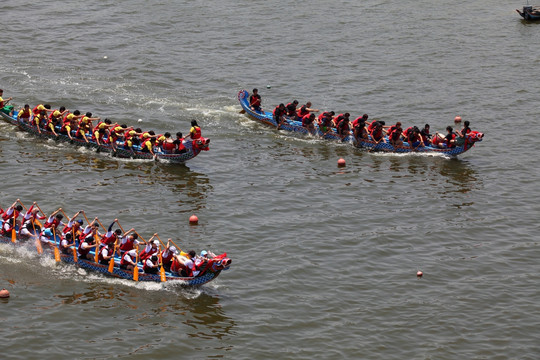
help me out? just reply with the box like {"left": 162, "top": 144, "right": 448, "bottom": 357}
{"left": 162, "top": 141, "right": 175, "bottom": 152}
{"left": 139, "top": 246, "right": 157, "bottom": 261}
{"left": 44, "top": 218, "right": 61, "bottom": 229}
{"left": 171, "top": 257, "right": 194, "bottom": 276}
{"left": 120, "top": 252, "right": 135, "bottom": 266}
{"left": 250, "top": 94, "right": 261, "bottom": 107}
{"left": 297, "top": 105, "right": 309, "bottom": 118}
{"left": 142, "top": 258, "right": 157, "bottom": 273}
{"left": 119, "top": 237, "right": 136, "bottom": 252}
{"left": 19, "top": 108, "right": 32, "bottom": 119}
{"left": 402, "top": 127, "right": 413, "bottom": 138}
{"left": 2, "top": 209, "right": 20, "bottom": 221}
{"left": 78, "top": 240, "right": 93, "bottom": 257}
{"left": 32, "top": 105, "right": 43, "bottom": 115}
{"left": 161, "top": 250, "right": 174, "bottom": 266}
{"left": 191, "top": 126, "right": 201, "bottom": 139}
{"left": 98, "top": 246, "right": 113, "bottom": 262}
{"left": 100, "top": 233, "right": 117, "bottom": 246}
{"left": 171, "top": 258, "right": 181, "bottom": 273}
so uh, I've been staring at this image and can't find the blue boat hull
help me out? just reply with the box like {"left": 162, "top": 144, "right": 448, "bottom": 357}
{"left": 0, "top": 225, "right": 228, "bottom": 286}
{"left": 238, "top": 89, "right": 482, "bottom": 157}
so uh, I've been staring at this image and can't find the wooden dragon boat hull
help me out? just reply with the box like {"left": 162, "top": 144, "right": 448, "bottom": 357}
{"left": 238, "top": 90, "right": 483, "bottom": 157}
{"left": 0, "top": 226, "right": 230, "bottom": 286}
{"left": 0, "top": 107, "right": 209, "bottom": 163}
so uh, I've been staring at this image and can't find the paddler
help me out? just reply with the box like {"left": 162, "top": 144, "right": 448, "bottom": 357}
{"left": 60, "top": 233, "right": 75, "bottom": 254}
{"left": 159, "top": 132, "right": 176, "bottom": 153}
{"left": 171, "top": 250, "right": 197, "bottom": 277}
{"left": 19, "top": 202, "right": 46, "bottom": 237}
{"left": 77, "top": 112, "right": 101, "bottom": 143}
{"left": 0, "top": 89, "right": 12, "bottom": 110}
{"left": 273, "top": 103, "right": 286, "bottom": 129}
{"left": 32, "top": 110, "right": 48, "bottom": 133}
{"left": 143, "top": 254, "right": 160, "bottom": 274}
{"left": 139, "top": 237, "right": 159, "bottom": 262}
{"left": 285, "top": 100, "right": 299, "bottom": 120}
{"left": 16, "top": 104, "right": 33, "bottom": 123}
{"left": 60, "top": 110, "right": 84, "bottom": 140}
{"left": 120, "top": 249, "right": 138, "bottom": 271}
{"left": 123, "top": 127, "right": 143, "bottom": 150}
{"left": 160, "top": 240, "right": 178, "bottom": 272}
{"left": 140, "top": 136, "right": 156, "bottom": 156}
{"left": 43, "top": 209, "right": 65, "bottom": 232}
{"left": 296, "top": 101, "right": 319, "bottom": 118}
{"left": 98, "top": 242, "right": 115, "bottom": 265}
{"left": 249, "top": 88, "right": 262, "bottom": 112}
{"left": 78, "top": 233, "right": 97, "bottom": 261}
{"left": 189, "top": 120, "right": 202, "bottom": 140}
{"left": 118, "top": 228, "right": 139, "bottom": 257}
{"left": 79, "top": 218, "right": 101, "bottom": 242}
{"left": 172, "top": 132, "right": 187, "bottom": 154}
{"left": 100, "top": 219, "right": 122, "bottom": 247}
{"left": 1, "top": 200, "right": 23, "bottom": 236}
{"left": 47, "top": 106, "right": 68, "bottom": 136}
{"left": 62, "top": 211, "right": 83, "bottom": 238}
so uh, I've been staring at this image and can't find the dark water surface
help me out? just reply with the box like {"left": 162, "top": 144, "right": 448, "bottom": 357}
{"left": 1, "top": 0, "right": 539, "bottom": 359}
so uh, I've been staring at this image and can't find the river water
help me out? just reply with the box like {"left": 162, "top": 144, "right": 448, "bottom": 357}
{"left": 1, "top": 0, "right": 539, "bottom": 359}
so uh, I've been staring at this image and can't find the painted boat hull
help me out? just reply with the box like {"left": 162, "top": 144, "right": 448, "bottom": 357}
{"left": 238, "top": 90, "right": 483, "bottom": 157}
{"left": 0, "top": 108, "right": 208, "bottom": 163}
{"left": 0, "top": 227, "right": 230, "bottom": 286}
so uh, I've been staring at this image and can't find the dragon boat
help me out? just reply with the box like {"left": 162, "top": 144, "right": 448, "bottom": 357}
{"left": 516, "top": 4, "right": 540, "bottom": 20}
{"left": 0, "top": 220, "right": 231, "bottom": 286}
{"left": 0, "top": 106, "right": 209, "bottom": 163}
{"left": 238, "top": 90, "right": 484, "bottom": 157}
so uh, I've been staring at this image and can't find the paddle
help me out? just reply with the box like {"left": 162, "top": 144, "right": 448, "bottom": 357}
{"left": 52, "top": 227, "right": 60, "bottom": 263}
{"left": 158, "top": 245, "right": 166, "bottom": 282}
{"left": 155, "top": 234, "right": 166, "bottom": 282}
{"left": 10, "top": 199, "right": 19, "bottom": 243}
{"left": 72, "top": 246, "right": 78, "bottom": 263}
{"left": 133, "top": 244, "right": 139, "bottom": 281}
{"left": 108, "top": 240, "right": 117, "bottom": 273}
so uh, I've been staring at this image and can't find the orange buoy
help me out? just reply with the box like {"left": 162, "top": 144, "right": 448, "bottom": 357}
{"left": 417, "top": 271, "right": 423, "bottom": 278}
{"left": 0, "top": 288, "right": 10, "bottom": 298}
{"left": 454, "top": 116, "right": 462, "bottom": 123}
{"left": 337, "top": 158, "right": 346, "bottom": 167}
{"left": 189, "top": 215, "right": 199, "bottom": 225}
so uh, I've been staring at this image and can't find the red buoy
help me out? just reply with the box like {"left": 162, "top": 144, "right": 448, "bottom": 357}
{"left": 337, "top": 158, "right": 346, "bottom": 167}
{"left": 454, "top": 116, "right": 462, "bottom": 123}
{"left": 0, "top": 288, "right": 10, "bottom": 298}
{"left": 189, "top": 215, "right": 199, "bottom": 225}
{"left": 417, "top": 271, "right": 423, "bottom": 278}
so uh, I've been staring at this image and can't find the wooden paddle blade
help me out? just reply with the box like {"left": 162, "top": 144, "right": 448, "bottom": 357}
{"left": 133, "top": 266, "right": 139, "bottom": 281}
{"left": 108, "top": 257, "right": 115, "bottom": 273}
{"left": 36, "top": 238, "right": 43, "bottom": 254}
{"left": 11, "top": 229, "right": 16, "bottom": 243}
{"left": 160, "top": 266, "right": 166, "bottom": 282}
{"left": 239, "top": 109, "right": 246, "bottom": 114}
{"left": 72, "top": 247, "right": 78, "bottom": 262}
{"left": 54, "top": 246, "right": 60, "bottom": 262}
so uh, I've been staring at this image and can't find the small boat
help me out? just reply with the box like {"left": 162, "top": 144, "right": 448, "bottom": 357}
{"left": 0, "top": 213, "right": 231, "bottom": 286}
{"left": 516, "top": 4, "right": 540, "bottom": 20}
{"left": 238, "top": 89, "right": 484, "bottom": 157}
{"left": 0, "top": 106, "right": 210, "bottom": 163}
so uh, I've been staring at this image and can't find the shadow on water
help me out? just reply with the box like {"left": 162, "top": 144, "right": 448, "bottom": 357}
{"left": 53, "top": 283, "right": 236, "bottom": 341}
{"left": 385, "top": 155, "right": 480, "bottom": 194}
